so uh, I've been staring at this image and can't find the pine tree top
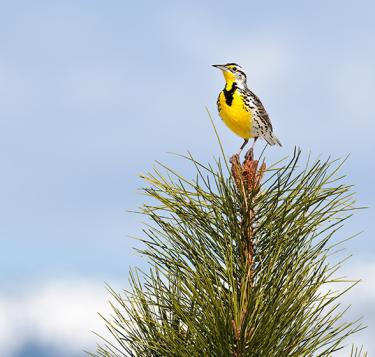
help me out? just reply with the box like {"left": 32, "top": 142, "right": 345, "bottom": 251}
{"left": 91, "top": 147, "right": 366, "bottom": 357}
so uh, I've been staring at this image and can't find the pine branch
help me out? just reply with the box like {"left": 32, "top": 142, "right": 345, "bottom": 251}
{"left": 91, "top": 148, "right": 366, "bottom": 356}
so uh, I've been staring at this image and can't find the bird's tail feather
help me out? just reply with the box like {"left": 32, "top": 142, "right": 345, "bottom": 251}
{"left": 265, "top": 134, "right": 282, "bottom": 146}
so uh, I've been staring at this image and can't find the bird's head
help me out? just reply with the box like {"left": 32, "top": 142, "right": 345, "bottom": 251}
{"left": 212, "top": 63, "right": 247, "bottom": 87}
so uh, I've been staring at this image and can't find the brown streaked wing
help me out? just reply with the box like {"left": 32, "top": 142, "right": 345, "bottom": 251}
{"left": 245, "top": 89, "right": 273, "bottom": 131}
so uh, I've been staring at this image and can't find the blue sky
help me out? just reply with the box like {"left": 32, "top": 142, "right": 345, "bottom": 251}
{"left": 0, "top": 1, "right": 374, "bottom": 356}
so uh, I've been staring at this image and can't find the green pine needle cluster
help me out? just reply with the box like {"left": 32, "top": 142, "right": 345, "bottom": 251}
{"left": 91, "top": 148, "right": 366, "bottom": 356}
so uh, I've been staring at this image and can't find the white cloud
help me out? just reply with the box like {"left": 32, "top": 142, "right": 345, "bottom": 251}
{"left": 335, "top": 261, "right": 375, "bottom": 356}
{"left": 0, "top": 267, "right": 373, "bottom": 356}
{"left": 0, "top": 279, "right": 113, "bottom": 357}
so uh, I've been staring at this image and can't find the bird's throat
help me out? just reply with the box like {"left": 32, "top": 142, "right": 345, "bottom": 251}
{"left": 223, "top": 82, "right": 237, "bottom": 106}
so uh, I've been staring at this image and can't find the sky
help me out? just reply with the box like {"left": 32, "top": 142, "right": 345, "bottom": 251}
{"left": 0, "top": 0, "right": 374, "bottom": 356}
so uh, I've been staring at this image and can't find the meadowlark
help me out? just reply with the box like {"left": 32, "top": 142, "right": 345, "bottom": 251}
{"left": 213, "top": 63, "right": 281, "bottom": 153}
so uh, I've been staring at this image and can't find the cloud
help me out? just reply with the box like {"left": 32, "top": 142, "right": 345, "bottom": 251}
{"left": 0, "top": 267, "right": 373, "bottom": 357}
{"left": 0, "top": 279, "right": 113, "bottom": 357}
{"left": 337, "top": 261, "right": 375, "bottom": 356}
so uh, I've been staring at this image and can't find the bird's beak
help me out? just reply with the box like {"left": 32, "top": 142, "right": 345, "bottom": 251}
{"left": 212, "top": 64, "right": 229, "bottom": 72}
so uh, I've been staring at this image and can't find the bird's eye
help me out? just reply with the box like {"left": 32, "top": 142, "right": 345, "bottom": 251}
{"left": 232, "top": 67, "right": 237, "bottom": 71}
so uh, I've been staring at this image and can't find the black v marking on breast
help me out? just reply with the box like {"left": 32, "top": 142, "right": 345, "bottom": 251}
{"left": 223, "top": 82, "right": 237, "bottom": 106}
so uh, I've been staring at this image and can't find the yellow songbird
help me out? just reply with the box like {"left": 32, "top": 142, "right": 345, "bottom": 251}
{"left": 213, "top": 63, "right": 281, "bottom": 153}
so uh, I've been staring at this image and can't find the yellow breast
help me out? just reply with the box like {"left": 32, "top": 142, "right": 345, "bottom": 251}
{"left": 218, "top": 90, "right": 253, "bottom": 139}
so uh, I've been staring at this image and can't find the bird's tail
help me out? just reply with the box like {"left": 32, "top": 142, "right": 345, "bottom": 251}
{"left": 265, "top": 133, "right": 282, "bottom": 146}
